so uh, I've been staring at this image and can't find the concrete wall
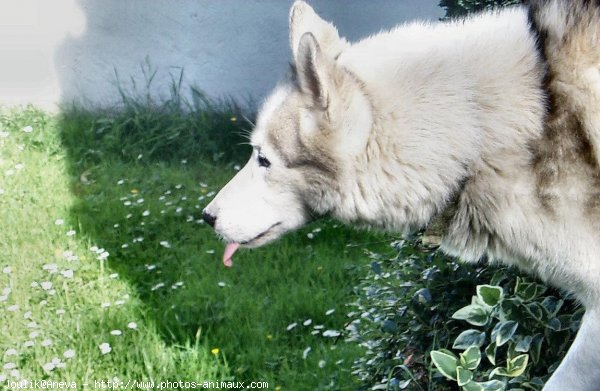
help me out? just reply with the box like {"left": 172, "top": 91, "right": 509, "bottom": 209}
{"left": 0, "top": 0, "right": 443, "bottom": 110}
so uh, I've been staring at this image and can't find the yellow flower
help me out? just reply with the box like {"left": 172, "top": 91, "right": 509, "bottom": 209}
{"left": 275, "top": 386, "right": 282, "bottom": 391}
{"left": 131, "top": 189, "right": 139, "bottom": 194}
{"left": 230, "top": 116, "right": 237, "bottom": 122}
{"left": 211, "top": 348, "right": 220, "bottom": 356}
{"left": 266, "top": 334, "right": 273, "bottom": 340}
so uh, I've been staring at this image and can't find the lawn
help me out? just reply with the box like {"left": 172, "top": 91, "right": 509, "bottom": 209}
{"left": 0, "top": 104, "right": 395, "bottom": 390}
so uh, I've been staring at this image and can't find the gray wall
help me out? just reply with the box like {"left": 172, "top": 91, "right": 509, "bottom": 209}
{"left": 0, "top": 1, "right": 443, "bottom": 110}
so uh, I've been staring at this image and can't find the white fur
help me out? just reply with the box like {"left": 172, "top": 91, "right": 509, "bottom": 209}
{"left": 206, "top": 85, "right": 308, "bottom": 248}
{"left": 205, "top": 2, "right": 600, "bottom": 388}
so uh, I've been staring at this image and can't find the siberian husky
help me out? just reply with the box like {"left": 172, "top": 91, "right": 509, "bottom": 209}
{"left": 203, "top": 1, "right": 600, "bottom": 389}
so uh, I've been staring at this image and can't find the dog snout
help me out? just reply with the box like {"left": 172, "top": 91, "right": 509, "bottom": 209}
{"left": 202, "top": 210, "right": 217, "bottom": 228}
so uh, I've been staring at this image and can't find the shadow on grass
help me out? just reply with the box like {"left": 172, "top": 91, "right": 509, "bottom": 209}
{"left": 56, "top": 89, "right": 396, "bottom": 388}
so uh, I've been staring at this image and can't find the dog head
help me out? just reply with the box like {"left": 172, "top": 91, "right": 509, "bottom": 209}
{"left": 202, "top": 1, "right": 374, "bottom": 265}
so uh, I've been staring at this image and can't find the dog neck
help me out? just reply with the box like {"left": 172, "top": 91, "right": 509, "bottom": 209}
{"left": 422, "top": 189, "right": 462, "bottom": 246}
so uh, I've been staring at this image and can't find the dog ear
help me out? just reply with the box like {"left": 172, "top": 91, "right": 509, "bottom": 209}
{"left": 295, "top": 32, "right": 332, "bottom": 110}
{"left": 289, "top": 1, "right": 348, "bottom": 61}
{"left": 296, "top": 33, "right": 373, "bottom": 157}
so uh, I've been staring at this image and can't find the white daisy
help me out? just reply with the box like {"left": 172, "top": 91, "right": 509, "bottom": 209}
{"left": 42, "top": 362, "right": 55, "bottom": 371}
{"left": 159, "top": 241, "right": 171, "bottom": 248}
{"left": 99, "top": 343, "right": 111, "bottom": 355}
{"left": 322, "top": 330, "right": 341, "bottom": 338}
{"left": 63, "top": 349, "right": 75, "bottom": 359}
{"left": 302, "top": 347, "right": 312, "bottom": 360}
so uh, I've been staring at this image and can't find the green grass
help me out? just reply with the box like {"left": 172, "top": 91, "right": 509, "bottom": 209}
{"left": 0, "top": 104, "right": 395, "bottom": 390}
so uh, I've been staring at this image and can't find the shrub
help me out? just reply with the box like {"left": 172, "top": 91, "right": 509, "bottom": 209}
{"left": 439, "top": 0, "right": 520, "bottom": 19}
{"left": 346, "top": 237, "right": 579, "bottom": 390}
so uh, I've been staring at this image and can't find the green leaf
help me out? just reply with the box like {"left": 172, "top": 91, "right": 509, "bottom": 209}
{"left": 558, "top": 314, "right": 573, "bottom": 330}
{"left": 457, "top": 366, "right": 473, "bottom": 387}
{"left": 499, "top": 297, "right": 522, "bottom": 319}
{"left": 525, "top": 302, "right": 545, "bottom": 321}
{"left": 490, "top": 367, "right": 510, "bottom": 377}
{"left": 381, "top": 319, "right": 398, "bottom": 333}
{"left": 485, "top": 342, "right": 497, "bottom": 366}
{"left": 491, "top": 321, "right": 502, "bottom": 342}
{"left": 523, "top": 377, "right": 545, "bottom": 390}
{"left": 546, "top": 318, "right": 561, "bottom": 331}
{"left": 530, "top": 334, "right": 543, "bottom": 364}
{"left": 542, "top": 296, "right": 563, "bottom": 317}
{"left": 462, "top": 381, "right": 484, "bottom": 391}
{"left": 571, "top": 310, "right": 584, "bottom": 332}
{"left": 477, "top": 285, "right": 504, "bottom": 307}
{"left": 472, "top": 295, "right": 487, "bottom": 306}
{"left": 507, "top": 354, "right": 529, "bottom": 377}
{"left": 491, "top": 354, "right": 529, "bottom": 378}
{"left": 515, "top": 279, "right": 546, "bottom": 301}
{"left": 370, "top": 261, "right": 382, "bottom": 275}
{"left": 453, "top": 329, "right": 486, "bottom": 350}
{"left": 430, "top": 350, "right": 459, "bottom": 380}
{"left": 545, "top": 329, "right": 571, "bottom": 355}
{"left": 460, "top": 346, "right": 482, "bottom": 371}
{"left": 414, "top": 287, "right": 432, "bottom": 304}
{"left": 514, "top": 335, "right": 533, "bottom": 352}
{"left": 453, "top": 304, "right": 491, "bottom": 326}
{"left": 495, "top": 321, "right": 518, "bottom": 346}
{"left": 478, "top": 380, "right": 505, "bottom": 391}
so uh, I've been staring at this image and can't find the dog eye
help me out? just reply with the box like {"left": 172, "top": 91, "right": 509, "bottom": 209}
{"left": 257, "top": 152, "right": 271, "bottom": 168}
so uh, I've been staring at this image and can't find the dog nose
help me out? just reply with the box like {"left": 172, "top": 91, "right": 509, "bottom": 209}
{"left": 202, "top": 210, "right": 217, "bottom": 228}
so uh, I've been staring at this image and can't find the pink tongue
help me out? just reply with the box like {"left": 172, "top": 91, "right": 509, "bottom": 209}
{"left": 223, "top": 243, "right": 240, "bottom": 268}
